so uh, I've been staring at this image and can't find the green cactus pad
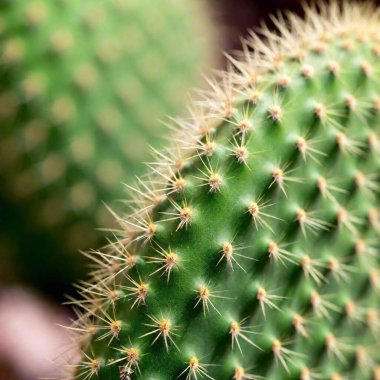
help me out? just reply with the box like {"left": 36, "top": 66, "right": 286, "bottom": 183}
{"left": 0, "top": 0, "right": 213, "bottom": 295}
{"left": 65, "top": 3, "right": 379, "bottom": 380}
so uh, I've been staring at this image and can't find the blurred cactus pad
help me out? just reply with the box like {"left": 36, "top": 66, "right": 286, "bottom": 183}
{"left": 63, "top": 2, "right": 380, "bottom": 380}
{"left": 0, "top": 0, "right": 214, "bottom": 297}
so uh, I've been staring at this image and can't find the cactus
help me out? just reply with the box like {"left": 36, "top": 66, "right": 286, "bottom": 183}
{"left": 64, "top": 2, "right": 380, "bottom": 380}
{"left": 0, "top": 0, "right": 213, "bottom": 295}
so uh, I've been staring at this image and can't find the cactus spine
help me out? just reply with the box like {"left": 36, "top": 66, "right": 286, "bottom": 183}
{"left": 65, "top": 3, "right": 380, "bottom": 380}
{"left": 0, "top": 0, "right": 212, "bottom": 294}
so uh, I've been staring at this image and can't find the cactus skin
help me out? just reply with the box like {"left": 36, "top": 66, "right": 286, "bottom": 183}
{"left": 0, "top": 0, "right": 212, "bottom": 295}
{"left": 65, "top": 3, "right": 380, "bottom": 380}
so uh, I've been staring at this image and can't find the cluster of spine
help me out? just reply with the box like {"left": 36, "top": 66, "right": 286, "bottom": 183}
{"left": 0, "top": 0, "right": 212, "bottom": 293}
{"left": 64, "top": 3, "right": 380, "bottom": 380}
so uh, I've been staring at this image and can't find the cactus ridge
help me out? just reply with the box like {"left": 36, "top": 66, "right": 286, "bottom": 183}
{"left": 0, "top": 0, "right": 212, "bottom": 292}
{"left": 65, "top": 2, "right": 380, "bottom": 380}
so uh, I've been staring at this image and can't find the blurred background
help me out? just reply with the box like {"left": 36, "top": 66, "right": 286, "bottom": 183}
{"left": 0, "top": 0, "right": 376, "bottom": 379}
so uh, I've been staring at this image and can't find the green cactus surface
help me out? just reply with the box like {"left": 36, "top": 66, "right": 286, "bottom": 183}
{"left": 0, "top": 0, "right": 213, "bottom": 296}
{"left": 64, "top": 3, "right": 380, "bottom": 380}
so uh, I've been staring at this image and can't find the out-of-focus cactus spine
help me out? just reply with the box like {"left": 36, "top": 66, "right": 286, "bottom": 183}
{"left": 0, "top": 0, "right": 213, "bottom": 296}
{"left": 64, "top": 2, "right": 380, "bottom": 380}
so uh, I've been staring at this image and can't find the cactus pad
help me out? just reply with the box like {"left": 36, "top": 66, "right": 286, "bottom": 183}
{"left": 65, "top": 3, "right": 380, "bottom": 380}
{"left": 0, "top": 0, "right": 212, "bottom": 294}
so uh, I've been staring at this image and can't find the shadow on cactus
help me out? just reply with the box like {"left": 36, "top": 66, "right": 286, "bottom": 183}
{"left": 0, "top": 0, "right": 213, "bottom": 298}
{"left": 61, "top": 2, "right": 380, "bottom": 379}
